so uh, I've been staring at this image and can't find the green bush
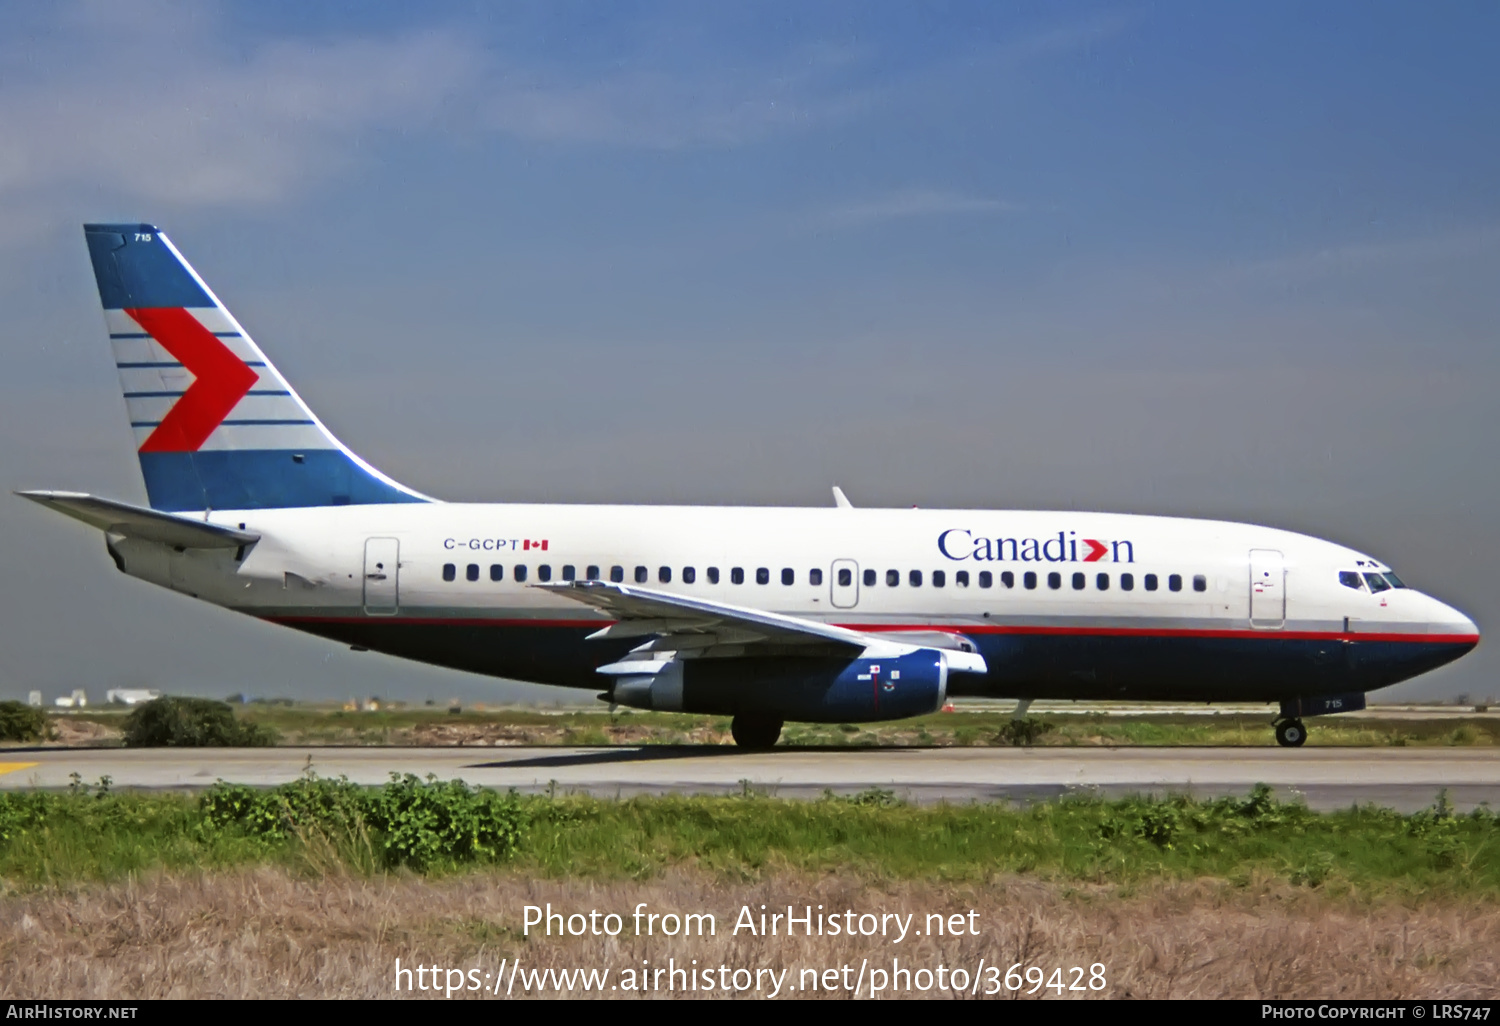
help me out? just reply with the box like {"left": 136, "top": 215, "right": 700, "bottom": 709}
{"left": 201, "top": 773, "right": 526, "bottom": 870}
{"left": 0, "top": 701, "right": 49, "bottom": 743}
{"left": 996, "top": 717, "right": 1055, "bottom": 746}
{"left": 122, "top": 696, "right": 278, "bottom": 747}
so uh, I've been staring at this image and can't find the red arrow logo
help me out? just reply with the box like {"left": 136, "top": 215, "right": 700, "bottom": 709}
{"left": 1082, "top": 538, "right": 1109, "bottom": 562}
{"left": 127, "top": 307, "right": 258, "bottom": 453}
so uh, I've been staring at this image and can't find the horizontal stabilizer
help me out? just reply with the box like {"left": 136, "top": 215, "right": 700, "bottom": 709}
{"left": 16, "top": 490, "right": 259, "bottom": 549}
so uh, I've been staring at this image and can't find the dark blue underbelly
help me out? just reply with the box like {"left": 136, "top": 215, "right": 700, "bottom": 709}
{"left": 268, "top": 616, "right": 1475, "bottom": 703}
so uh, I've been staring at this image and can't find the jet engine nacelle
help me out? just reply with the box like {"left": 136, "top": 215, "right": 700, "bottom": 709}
{"left": 605, "top": 648, "right": 951, "bottom": 723}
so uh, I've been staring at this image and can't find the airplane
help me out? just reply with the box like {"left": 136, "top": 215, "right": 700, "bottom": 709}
{"left": 17, "top": 224, "right": 1481, "bottom": 749}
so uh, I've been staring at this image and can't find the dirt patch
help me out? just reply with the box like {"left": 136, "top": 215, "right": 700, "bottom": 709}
{"left": 1, "top": 871, "right": 1495, "bottom": 999}
{"left": 42, "top": 718, "right": 121, "bottom": 747}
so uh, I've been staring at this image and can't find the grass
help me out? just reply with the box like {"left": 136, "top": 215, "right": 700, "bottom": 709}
{"left": 5, "top": 781, "right": 1499, "bottom": 998}
{"left": 36, "top": 704, "right": 1500, "bottom": 749}
{"left": 3, "top": 779, "right": 1497, "bottom": 899}
{"left": 6, "top": 870, "right": 1499, "bottom": 998}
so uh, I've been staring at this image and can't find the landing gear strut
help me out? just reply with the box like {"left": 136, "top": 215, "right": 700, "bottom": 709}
{"left": 1275, "top": 718, "right": 1307, "bottom": 748}
{"left": 730, "top": 714, "right": 784, "bottom": 750}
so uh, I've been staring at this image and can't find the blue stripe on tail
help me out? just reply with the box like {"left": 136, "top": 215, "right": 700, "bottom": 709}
{"left": 140, "top": 451, "right": 427, "bottom": 512}
{"left": 85, "top": 224, "right": 211, "bottom": 309}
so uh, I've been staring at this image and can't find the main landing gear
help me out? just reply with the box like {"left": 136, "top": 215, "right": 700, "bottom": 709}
{"left": 1274, "top": 718, "right": 1307, "bottom": 748}
{"left": 730, "top": 714, "right": 784, "bottom": 750}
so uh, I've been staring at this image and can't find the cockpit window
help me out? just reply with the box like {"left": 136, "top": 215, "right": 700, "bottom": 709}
{"left": 1338, "top": 571, "right": 1365, "bottom": 590}
{"left": 1364, "top": 572, "right": 1391, "bottom": 593}
{"left": 1383, "top": 572, "right": 1407, "bottom": 589}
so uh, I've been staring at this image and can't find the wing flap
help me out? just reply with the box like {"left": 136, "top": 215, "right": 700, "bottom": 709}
{"left": 16, "top": 490, "right": 259, "bottom": 549}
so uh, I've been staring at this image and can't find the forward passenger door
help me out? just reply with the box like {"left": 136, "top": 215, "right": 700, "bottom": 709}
{"left": 1249, "top": 549, "right": 1285, "bottom": 629}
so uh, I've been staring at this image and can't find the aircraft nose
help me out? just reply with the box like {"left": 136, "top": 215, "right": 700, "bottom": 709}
{"left": 1429, "top": 597, "right": 1480, "bottom": 644}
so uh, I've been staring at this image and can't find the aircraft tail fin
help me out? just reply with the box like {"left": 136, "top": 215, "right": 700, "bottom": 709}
{"left": 82, "top": 224, "right": 431, "bottom": 512}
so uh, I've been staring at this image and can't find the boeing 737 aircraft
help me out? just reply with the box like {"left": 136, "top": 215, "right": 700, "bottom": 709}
{"left": 18, "top": 224, "right": 1481, "bottom": 748}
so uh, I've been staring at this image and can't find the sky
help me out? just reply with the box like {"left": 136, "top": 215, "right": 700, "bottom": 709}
{"left": 1, "top": 0, "right": 1497, "bottom": 705}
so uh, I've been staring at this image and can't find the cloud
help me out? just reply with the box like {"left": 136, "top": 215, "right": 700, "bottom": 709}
{"left": 480, "top": 44, "right": 877, "bottom": 149}
{"left": 1225, "top": 225, "right": 1500, "bottom": 285}
{"left": 0, "top": 4, "right": 888, "bottom": 242}
{"left": 0, "top": 5, "right": 483, "bottom": 240}
{"left": 821, "top": 189, "right": 1027, "bottom": 229}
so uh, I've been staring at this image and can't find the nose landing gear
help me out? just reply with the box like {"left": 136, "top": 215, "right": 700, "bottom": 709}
{"left": 1274, "top": 718, "right": 1307, "bottom": 748}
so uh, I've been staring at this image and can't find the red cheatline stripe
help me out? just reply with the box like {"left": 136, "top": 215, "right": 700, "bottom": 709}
{"left": 127, "top": 307, "right": 259, "bottom": 453}
{"left": 260, "top": 614, "right": 1477, "bottom": 645}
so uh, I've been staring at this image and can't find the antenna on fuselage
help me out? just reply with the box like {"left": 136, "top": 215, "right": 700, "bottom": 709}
{"left": 831, "top": 486, "right": 853, "bottom": 509}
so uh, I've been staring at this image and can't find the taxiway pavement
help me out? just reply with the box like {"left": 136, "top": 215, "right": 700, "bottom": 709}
{"left": 3, "top": 746, "right": 1497, "bottom": 811}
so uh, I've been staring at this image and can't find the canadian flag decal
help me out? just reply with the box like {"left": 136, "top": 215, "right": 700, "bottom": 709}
{"left": 523, "top": 539, "right": 549, "bottom": 551}
{"left": 127, "top": 307, "right": 257, "bottom": 453}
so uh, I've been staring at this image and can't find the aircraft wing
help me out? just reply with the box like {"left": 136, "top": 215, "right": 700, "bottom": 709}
{"left": 16, "top": 490, "right": 260, "bottom": 550}
{"left": 536, "top": 580, "right": 987, "bottom": 672}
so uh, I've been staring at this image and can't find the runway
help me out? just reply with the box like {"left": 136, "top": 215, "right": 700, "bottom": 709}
{"left": 3, "top": 746, "right": 1498, "bottom": 811}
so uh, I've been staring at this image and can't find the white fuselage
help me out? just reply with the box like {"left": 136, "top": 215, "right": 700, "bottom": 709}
{"left": 106, "top": 501, "right": 1479, "bottom": 702}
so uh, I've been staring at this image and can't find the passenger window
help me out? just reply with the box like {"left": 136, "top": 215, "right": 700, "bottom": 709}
{"left": 538, "top": 565, "right": 552, "bottom": 582}
{"left": 708, "top": 567, "right": 720, "bottom": 584}
{"left": 810, "top": 568, "right": 823, "bottom": 586}
{"left": 514, "top": 565, "right": 528, "bottom": 582}
{"left": 635, "top": 566, "right": 648, "bottom": 584}
{"left": 585, "top": 565, "right": 599, "bottom": 580}
{"left": 955, "top": 570, "right": 969, "bottom": 587}
{"left": 683, "top": 567, "right": 696, "bottom": 584}
{"left": 781, "top": 568, "right": 794, "bottom": 585}
{"left": 1048, "top": 572, "right": 1062, "bottom": 590}
{"left": 1024, "top": 571, "right": 1037, "bottom": 590}
{"left": 1097, "top": 573, "right": 1109, "bottom": 591}
{"left": 886, "top": 569, "right": 899, "bottom": 587}
{"left": 756, "top": 568, "right": 770, "bottom": 585}
{"left": 979, "top": 570, "right": 993, "bottom": 589}
{"left": 862, "top": 569, "right": 875, "bottom": 587}
{"left": 1338, "top": 571, "right": 1364, "bottom": 590}
{"left": 442, "top": 563, "right": 456, "bottom": 582}
{"left": 1071, "top": 572, "right": 1085, "bottom": 590}
{"left": 1120, "top": 573, "right": 1134, "bottom": 591}
{"left": 838, "top": 568, "right": 852, "bottom": 587}
{"left": 610, "top": 566, "right": 624, "bottom": 583}
{"left": 659, "top": 566, "right": 672, "bottom": 584}
{"left": 910, "top": 570, "right": 923, "bottom": 587}
{"left": 466, "top": 563, "right": 480, "bottom": 582}
{"left": 1001, "top": 571, "right": 1014, "bottom": 589}
{"left": 1364, "top": 572, "right": 1391, "bottom": 594}
{"left": 732, "top": 567, "right": 745, "bottom": 585}
{"left": 1193, "top": 574, "right": 1207, "bottom": 592}
{"left": 932, "top": 570, "right": 945, "bottom": 588}
{"left": 1169, "top": 574, "right": 1182, "bottom": 592}
{"left": 1144, "top": 573, "right": 1158, "bottom": 591}
{"left": 490, "top": 564, "right": 504, "bottom": 582}
{"left": 562, "top": 565, "right": 576, "bottom": 581}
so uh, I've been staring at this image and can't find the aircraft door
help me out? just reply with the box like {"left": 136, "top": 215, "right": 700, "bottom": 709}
{"left": 363, "top": 537, "right": 400, "bottom": 615}
{"left": 1249, "top": 548, "right": 1285, "bottom": 629}
{"left": 830, "top": 559, "right": 859, "bottom": 609}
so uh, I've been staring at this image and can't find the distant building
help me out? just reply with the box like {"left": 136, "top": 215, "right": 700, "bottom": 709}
{"left": 54, "top": 688, "right": 87, "bottom": 708}
{"left": 27, "top": 690, "right": 42, "bottom": 707}
{"left": 106, "top": 688, "right": 162, "bottom": 706}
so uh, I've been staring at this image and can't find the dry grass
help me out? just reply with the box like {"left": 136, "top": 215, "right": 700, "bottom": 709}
{"left": 2, "top": 869, "right": 1496, "bottom": 999}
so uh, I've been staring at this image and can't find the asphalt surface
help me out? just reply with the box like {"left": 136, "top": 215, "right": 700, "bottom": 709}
{"left": 3, "top": 746, "right": 1498, "bottom": 811}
